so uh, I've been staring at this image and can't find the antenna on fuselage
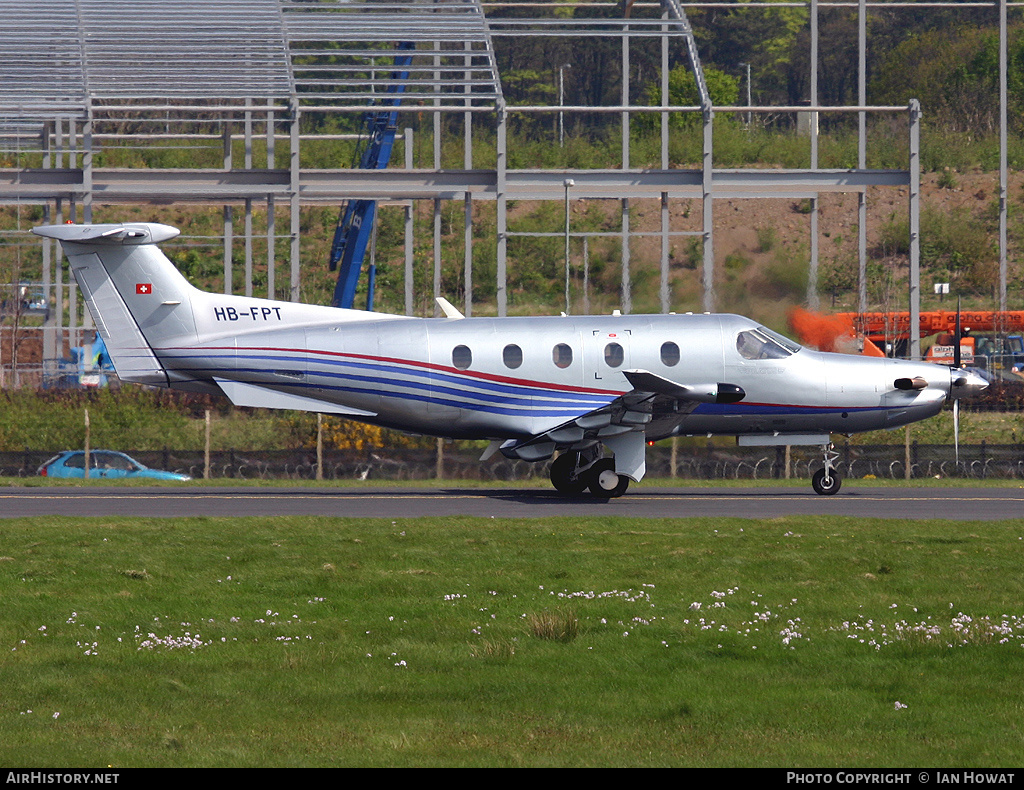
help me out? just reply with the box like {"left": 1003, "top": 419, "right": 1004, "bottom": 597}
{"left": 435, "top": 297, "right": 464, "bottom": 320}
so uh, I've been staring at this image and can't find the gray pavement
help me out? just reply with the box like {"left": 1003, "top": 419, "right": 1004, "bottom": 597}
{"left": 1, "top": 485, "right": 1023, "bottom": 520}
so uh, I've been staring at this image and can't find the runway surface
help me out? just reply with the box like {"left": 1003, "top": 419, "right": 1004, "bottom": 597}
{"left": 2, "top": 484, "right": 1024, "bottom": 520}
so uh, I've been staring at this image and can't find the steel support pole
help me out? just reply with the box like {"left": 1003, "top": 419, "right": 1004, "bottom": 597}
{"left": 78, "top": 113, "right": 91, "bottom": 337}
{"left": 809, "top": 204, "right": 819, "bottom": 311}
{"left": 559, "top": 66, "right": 566, "bottom": 148}
{"left": 496, "top": 105, "right": 508, "bottom": 317}
{"left": 661, "top": 192, "right": 670, "bottom": 313}
{"left": 290, "top": 102, "right": 301, "bottom": 302}
{"left": 434, "top": 42, "right": 442, "bottom": 172}
{"left": 661, "top": 7, "right": 670, "bottom": 314}
{"left": 564, "top": 180, "right": 573, "bottom": 314}
{"left": 433, "top": 198, "right": 442, "bottom": 316}
{"left": 69, "top": 120, "right": 78, "bottom": 343}
{"left": 858, "top": 0, "right": 868, "bottom": 314}
{"left": 702, "top": 107, "right": 715, "bottom": 313}
{"left": 621, "top": 198, "right": 631, "bottom": 314}
{"left": 223, "top": 122, "right": 233, "bottom": 294}
{"left": 54, "top": 123, "right": 64, "bottom": 357}
{"left": 41, "top": 122, "right": 55, "bottom": 378}
{"left": 909, "top": 100, "right": 922, "bottom": 360}
{"left": 245, "top": 199, "right": 253, "bottom": 298}
{"left": 808, "top": 0, "right": 820, "bottom": 311}
{"left": 82, "top": 111, "right": 93, "bottom": 225}
{"left": 999, "top": 0, "right": 1008, "bottom": 311}
{"left": 622, "top": 31, "right": 630, "bottom": 169}
{"left": 810, "top": 0, "right": 819, "bottom": 171}
{"left": 245, "top": 99, "right": 253, "bottom": 169}
{"left": 267, "top": 195, "right": 275, "bottom": 300}
{"left": 465, "top": 62, "right": 474, "bottom": 317}
{"left": 405, "top": 127, "right": 414, "bottom": 316}
{"left": 244, "top": 101, "right": 253, "bottom": 299}
{"left": 465, "top": 194, "right": 473, "bottom": 317}
{"left": 267, "top": 111, "right": 276, "bottom": 301}
{"left": 223, "top": 206, "right": 233, "bottom": 296}
{"left": 661, "top": 6, "right": 670, "bottom": 170}
{"left": 583, "top": 236, "right": 590, "bottom": 315}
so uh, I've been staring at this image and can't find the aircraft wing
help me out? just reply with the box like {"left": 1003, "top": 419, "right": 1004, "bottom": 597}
{"left": 496, "top": 370, "right": 744, "bottom": 481}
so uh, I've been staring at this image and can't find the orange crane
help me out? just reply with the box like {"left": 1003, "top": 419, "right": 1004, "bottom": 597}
{"left": 788, "top": 308, "right": 1024, "bottom": 374}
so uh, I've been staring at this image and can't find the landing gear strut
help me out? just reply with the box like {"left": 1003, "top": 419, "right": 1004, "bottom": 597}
{"left": 811, "top": 443, "right": 841, "bottom": 496}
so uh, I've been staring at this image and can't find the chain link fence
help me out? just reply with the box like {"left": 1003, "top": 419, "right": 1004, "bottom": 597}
{"left": 5, "top": 442, "right": 1024, "bottom": 482}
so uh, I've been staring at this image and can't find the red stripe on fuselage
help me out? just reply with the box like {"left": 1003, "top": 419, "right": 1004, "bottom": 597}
{"left": 170, "top": 344, "right": 626, "bottom": 397}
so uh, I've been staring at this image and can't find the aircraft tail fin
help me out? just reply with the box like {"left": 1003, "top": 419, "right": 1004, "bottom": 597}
{"left": 33, "top": 223, "right": 200, "bottom": 386}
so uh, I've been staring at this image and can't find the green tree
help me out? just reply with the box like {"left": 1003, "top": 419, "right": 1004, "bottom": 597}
{"left": 871, "top": 24, "right": 1024, "bottom": 136}
{"left": 640, "top": 65, "right": 740, "bottom": 129}
{"left": 690, "top": 1, "right": 808, "bottom": 107}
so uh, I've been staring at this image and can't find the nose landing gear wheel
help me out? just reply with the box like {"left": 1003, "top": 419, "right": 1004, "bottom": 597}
{"left": 587, "top": 458, "right": 629, "bottom": 498}
{"left": 811, "top": 468, "right": 841, "bottom": 496}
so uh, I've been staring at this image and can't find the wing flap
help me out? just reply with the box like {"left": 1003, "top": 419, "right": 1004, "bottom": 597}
{"left": 500, "top": 370, "right": 746, "bottom": 471}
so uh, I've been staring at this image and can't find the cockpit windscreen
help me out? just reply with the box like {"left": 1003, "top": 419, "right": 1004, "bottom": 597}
{"left": 736, "top": 327, "right": 802, "bottom": 360}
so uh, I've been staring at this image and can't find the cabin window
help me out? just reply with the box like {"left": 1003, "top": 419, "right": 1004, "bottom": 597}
{"left": 736, "top": 327, "right": 799, "bottom": 361}
{"left": 604, "top": 342, "right": 624, "bottom": 368}
{"left": 552, "top": 343, "right": 573, "bottom": 369}
{"left": 660, "top": 341, "right": 680, "bottom": 367}
{"left": 452, "top": 345, "right": 473, "bottom": 370}
{"left": 503, "top": 344, "right": 523, "bottom": 369}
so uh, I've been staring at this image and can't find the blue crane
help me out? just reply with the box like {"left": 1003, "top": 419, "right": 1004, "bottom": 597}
{"left": 329, "top": 42, "right": 414, "bottom": 310}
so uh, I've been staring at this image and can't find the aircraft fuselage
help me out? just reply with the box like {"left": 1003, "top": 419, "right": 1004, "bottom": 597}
{"left": 161, "top": 310, "right": 955, "bottom": 441}
{"left": 33, "top": 221, "right": 987, "bottom": 498}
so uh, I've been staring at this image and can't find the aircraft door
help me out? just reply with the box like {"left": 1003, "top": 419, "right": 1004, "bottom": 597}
{"left": 375, "top": 320, "right": 443, "bottom": 427}
{"left": 423, "top": 322, "right": 476, "bottom": 424}
{"left": 586, "top": 329, "right": 632, "bottom": 386}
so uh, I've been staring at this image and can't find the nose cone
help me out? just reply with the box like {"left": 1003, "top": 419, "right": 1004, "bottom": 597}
{"left": 950, "top": 367, "right": 989, "bottom": 399}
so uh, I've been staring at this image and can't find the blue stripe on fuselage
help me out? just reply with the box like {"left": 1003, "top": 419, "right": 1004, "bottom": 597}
{"left": 158, "top": 349, "right": 615, "bottom": 416}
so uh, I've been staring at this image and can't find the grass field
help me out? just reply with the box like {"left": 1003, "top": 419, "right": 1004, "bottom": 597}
{"left": 3, "top": 508, "right": 1024, "bottom": 767}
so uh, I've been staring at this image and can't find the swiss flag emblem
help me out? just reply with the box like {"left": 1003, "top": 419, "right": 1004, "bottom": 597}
{"left": 136, "top": 283, "right": 152, "bottom": 295}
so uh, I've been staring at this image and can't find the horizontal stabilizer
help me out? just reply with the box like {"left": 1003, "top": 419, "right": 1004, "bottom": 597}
{"left": 33, "top": 223, "right": 180, "bottom": 246}
{"left": 214, "top": 378, "right": 377, "bottom": 417}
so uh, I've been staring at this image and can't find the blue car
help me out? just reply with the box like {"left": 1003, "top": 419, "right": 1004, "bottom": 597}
{"left": 38, "top": 450, "right": 191, "bottom": 481}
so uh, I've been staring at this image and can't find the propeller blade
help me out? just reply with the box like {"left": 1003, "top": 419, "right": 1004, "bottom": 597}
{"left": 953, "top": 398, "right": 960, "bottom": 467}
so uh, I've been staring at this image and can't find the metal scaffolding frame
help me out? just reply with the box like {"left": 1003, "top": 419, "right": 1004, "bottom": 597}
{"left": 0, "top": 0, "right": 1017, "bottom": 387}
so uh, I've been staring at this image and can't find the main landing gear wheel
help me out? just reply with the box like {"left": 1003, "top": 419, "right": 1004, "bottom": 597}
{"left": 811, "top": 468, "right": 841, "bottom": 496}
{"left": 587, "top": 458, "right": 630, "bottom": 498}
{"left": 550, "top": 452, "right": 589, "bottom": 495}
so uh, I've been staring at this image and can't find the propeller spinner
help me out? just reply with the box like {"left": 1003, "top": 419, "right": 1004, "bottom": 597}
{"left": 948, "top": 367, "right": 988, "bottom": 465}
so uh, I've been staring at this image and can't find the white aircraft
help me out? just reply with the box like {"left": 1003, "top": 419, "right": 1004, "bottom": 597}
{"left": 35, "top": 222, "right": 987, "bottom": 497}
